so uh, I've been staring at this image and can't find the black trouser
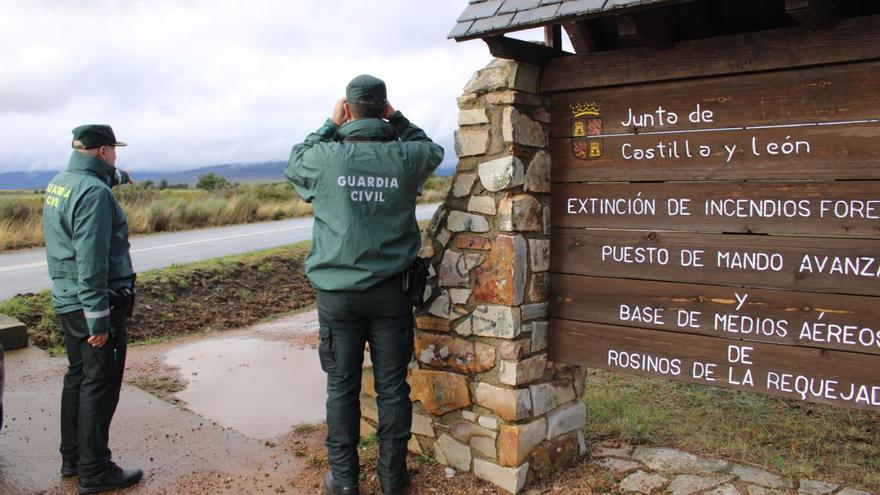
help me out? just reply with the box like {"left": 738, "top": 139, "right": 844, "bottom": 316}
{"left": 316, "top": 275, "right": 414, "bottom": 492}
{"left": 59, "top": 310, "right": 128, "bottom": 478}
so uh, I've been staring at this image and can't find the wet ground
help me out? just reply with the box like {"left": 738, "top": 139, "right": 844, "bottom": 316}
{"left": 0, "top": 310, "right": 326, "bottom": 494}
{"left": 164, "top": 317, "right": 326, "bottom": 439}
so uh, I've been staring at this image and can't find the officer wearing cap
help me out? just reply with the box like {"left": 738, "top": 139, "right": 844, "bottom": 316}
{"left": 44, "top": 125, "right": 143, "bottom": 494}
{"left": 286, "top": 75, "right": 444, "bottom": 495}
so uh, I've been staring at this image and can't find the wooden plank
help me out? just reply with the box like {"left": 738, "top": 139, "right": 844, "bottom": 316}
{"left": 562, "top": 19, "right": 595, "bottom": 54}
{"left": 548, "top": 318, "right": 880, "bottom": 411}
{"left": 786, "top": 0, "right": 839, "bottom": 30}
{"left": 551, "top": 123, "right": 880, "bottom": 182}
{"left": 545, "top": 24, "right": 563, "bottom": 50}
{"left": 550, "top": 60, "right": 880, "bottom": 137}
{"left": 552, "top": 181, "right": 880, "bottom": 238}
{"left": 550, "top": 229, "right": 880, "bottom": 296}
{"left": 614, "top": 12, "right": 672, "bottom": 48}
{"left": 549, "top": 274, "right": 880, "bottom": 355}
{"left": 483, "top": 36, "right": 565, "bottom": 65}
{"left": 541, "top": 15, "right": 880, "bottom": 92}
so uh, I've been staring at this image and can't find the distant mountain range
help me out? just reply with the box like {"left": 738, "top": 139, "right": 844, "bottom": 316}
{"left": 0, "top": 160, "right": 455, "bottom": 190}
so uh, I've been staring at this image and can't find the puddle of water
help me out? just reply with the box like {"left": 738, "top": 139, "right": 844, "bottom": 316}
{"left": 165, "top": 336, "right": 326, "bottom": 440}
{"left": 254, "top": 311, "right": 320, "bottom": 335}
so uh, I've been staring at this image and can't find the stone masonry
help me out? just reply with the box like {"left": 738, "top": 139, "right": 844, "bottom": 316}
{"left": 586, "top": 444, "right": 874, "bottom": 495}
{"left": 359, "top": 58, "right": 587, "bottom": 494}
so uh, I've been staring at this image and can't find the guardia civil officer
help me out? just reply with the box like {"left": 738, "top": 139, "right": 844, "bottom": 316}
{"left": 286, "top": 75, "right": 444, "bottom": 495}
{"left": 44, "top": 125, "right": 143, "bottom": 494}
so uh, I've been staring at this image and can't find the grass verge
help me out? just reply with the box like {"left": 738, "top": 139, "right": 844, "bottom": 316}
{"left": 0, "top": 241, "right": 314, "bottom": 350}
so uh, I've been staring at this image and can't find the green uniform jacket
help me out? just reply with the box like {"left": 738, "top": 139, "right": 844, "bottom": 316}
{"left": 286, "top": 111, "right": 444, "bottom": 291}
{"left": 43, "top": 152, "right": 134, "bottom": 335}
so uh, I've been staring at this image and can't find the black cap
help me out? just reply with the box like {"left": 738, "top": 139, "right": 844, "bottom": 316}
{"left": 71, "top": 124, "right": 127, "bottom": 149}
{"left": 346, "top": 74, "right": 387, "bottom": 104}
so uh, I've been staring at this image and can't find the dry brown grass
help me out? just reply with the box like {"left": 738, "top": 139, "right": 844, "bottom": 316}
{"left": 0, "top": 195, "right": 44, "bottom": 250}
{"left": 0, "top": 176, "right": 450, "bottom": 252}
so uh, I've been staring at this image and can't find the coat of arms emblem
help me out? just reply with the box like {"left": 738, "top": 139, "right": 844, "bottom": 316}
{"left": 570, "top": 101, "right": 603, "bottom": 160}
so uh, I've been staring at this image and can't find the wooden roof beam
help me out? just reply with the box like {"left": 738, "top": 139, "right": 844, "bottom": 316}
{"left": 544, "top": 24, "right": 563, "bottom": 50}
{"left": 483, "top": 35, "right": 566, "bottom": 65}
{"left": 786, "top": 0, "right": 838, "bottom": 30}
{"left": 615, "top": 12, "right": 672, "bottom": 48}
{"left": 563, "top": 19, "right": 596, "bottom": 54}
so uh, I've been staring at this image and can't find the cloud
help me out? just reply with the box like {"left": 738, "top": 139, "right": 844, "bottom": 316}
{"left": 0, "top": 0, "right": 489, "bottom": 172}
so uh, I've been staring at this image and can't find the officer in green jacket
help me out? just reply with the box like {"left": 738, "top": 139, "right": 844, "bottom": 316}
{"left": 44, "top": 125, "right": 143, "bottom": 494}
{"left": 286, "top": 75, "right": 443, "bottom": 495}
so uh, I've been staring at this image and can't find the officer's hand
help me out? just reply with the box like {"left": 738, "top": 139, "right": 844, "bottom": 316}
{"left": 384, "top": 102, "right": 396, "bottom": 120}
{"left": 331, "top": 98, "right": 347, "bottom": 126}
{"left": 88, "top": 332, "right": 110, "bottom": 348}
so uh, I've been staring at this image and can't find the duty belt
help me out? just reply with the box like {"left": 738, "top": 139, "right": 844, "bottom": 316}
{"left": 342, "top": 136, "right": 395, "bottom": 143}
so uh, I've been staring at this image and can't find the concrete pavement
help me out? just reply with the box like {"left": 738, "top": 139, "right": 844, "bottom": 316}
{"left": 0, "top": 311, "right": 325, "bottom": 495}
{"left": 0, "top": 346, "right": 291, "bottom": 494}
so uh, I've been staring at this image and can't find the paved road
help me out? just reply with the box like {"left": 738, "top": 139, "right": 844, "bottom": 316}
{"left": 0, "top": 202, "right": 439, "bottom": 301}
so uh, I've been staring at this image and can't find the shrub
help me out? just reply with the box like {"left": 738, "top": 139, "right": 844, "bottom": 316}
{"left": 196, "top": 173, "right": 230, "bottom": 190}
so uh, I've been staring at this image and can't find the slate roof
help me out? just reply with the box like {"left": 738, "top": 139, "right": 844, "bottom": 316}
{"left": 449, "top": 0, "right": 677, "bottom": 40}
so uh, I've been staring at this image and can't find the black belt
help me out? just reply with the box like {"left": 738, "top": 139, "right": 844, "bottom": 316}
{"left": 342, "top": 136, "right": 394, "bottom": 143}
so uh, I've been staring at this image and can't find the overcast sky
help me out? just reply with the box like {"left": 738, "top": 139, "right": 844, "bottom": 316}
{"left": 0, "top": 0, "right": 514, "bottom": 173}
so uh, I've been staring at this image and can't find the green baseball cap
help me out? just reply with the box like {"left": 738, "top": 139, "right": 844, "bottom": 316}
{"left": 71, "top": 124, "right": 127, "bottom": 149}
{"left": 346, "top": 74, "right": 387, "bottom": 104}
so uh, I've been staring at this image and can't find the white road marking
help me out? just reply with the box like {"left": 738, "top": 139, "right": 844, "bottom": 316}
{"left": 0, "top": 224, "right": 312, "bottom": 272}
{"left": 0, "top": 261, "right": 47, "bottom": 273}
{"left": 130, "top": 225, "right": 311, "bottom": 254}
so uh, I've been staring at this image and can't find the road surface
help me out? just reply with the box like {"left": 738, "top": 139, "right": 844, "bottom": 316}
{"left": 0, "top": 202, "right": 439, "bottom": 301}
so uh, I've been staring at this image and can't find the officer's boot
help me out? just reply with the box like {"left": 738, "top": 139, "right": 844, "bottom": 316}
{"left": 381, "top": 484, "right": 408, "bottom": 495}
{"left": 77, "top": 463, "right": 143, "bottom": 495}
{"left": 380, "top": 471, "right": 409, "bottom": 495}
{"left": 60, "top": 456, "right": 78, "bottom": 477}
{"left": 323, "top": 472, "right": 360, "bottom": 495}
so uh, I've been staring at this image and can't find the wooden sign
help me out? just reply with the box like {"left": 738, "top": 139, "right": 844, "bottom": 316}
{"left": 550, "top": 61, "right": 880, "bottom": 182}
{"left": 552, "top": 182, "right": 880, "bottom": 238}
{"left": 550, "top": 275, "right": 880, "bottom": 356}
{"left": 548, "top": 56, "right": 880, "bottom": 411}
{"left": 552, "top": 229, "right": 880, "bottom": 296}
{"left": 549, "top": 319, "right": 880, "bottom": 412}
{"left": 550, "top": 61, "right": 880, "bottom": 137}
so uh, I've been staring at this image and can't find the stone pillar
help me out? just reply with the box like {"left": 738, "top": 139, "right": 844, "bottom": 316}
{"left": 362, "top": 58, "right": 588, "bottom": 494}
